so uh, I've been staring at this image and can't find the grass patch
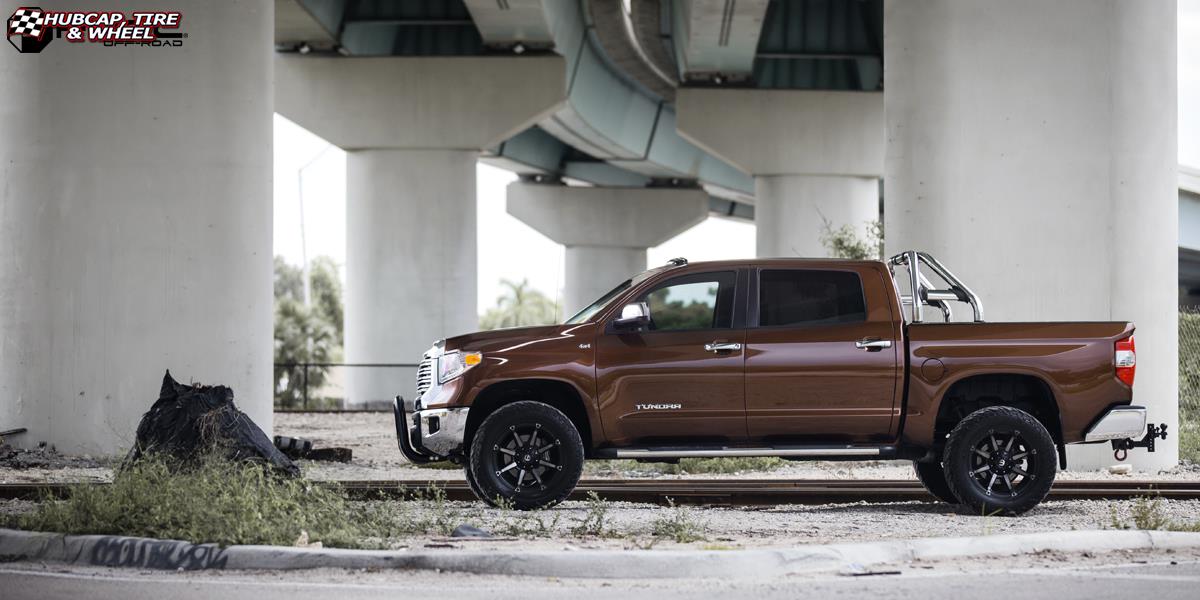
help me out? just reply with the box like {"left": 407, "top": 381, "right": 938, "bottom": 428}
{"left": 650, "top": 499, "right": 706, "bottom": 543}
{"left": 20, "top": 453, "right": 362, "bottom": 547}
{"left": 586, "top": 456, "right": 786, "bottom": 476}
{"left": 570, "top": 491, "right": 612, "bottom": 538}
{"left": 1109, "top": 496, "right": 1200, "bottom": 532}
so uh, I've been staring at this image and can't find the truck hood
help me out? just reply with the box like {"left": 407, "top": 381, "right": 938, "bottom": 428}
{"left": 443, "top": 323, "right": 595, "bottom": 354}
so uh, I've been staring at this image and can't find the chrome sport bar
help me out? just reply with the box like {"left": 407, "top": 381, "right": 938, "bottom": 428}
{"left": 887, "top": 251, "right": 985, "bottom": 323}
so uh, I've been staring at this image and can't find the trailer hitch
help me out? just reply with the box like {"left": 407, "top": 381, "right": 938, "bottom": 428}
{"left": 1112, "top": 423, "right": 1168, "bottom": 462}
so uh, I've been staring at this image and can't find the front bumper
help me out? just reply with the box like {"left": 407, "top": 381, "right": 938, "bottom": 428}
{"left": 1084, "top": 405, "right": 1147, "bottom": 442}
{"left": 393, "top": 396, "right": 469, "bottom": 461}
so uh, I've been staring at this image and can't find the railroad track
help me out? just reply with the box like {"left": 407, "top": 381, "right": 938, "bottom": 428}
{"left": 3, "top": 478, "right": 1199, "bottom": 505}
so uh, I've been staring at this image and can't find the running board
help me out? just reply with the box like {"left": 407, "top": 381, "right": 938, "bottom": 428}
{"left": 598, "top": 446, "right": 897, "bottom": 460}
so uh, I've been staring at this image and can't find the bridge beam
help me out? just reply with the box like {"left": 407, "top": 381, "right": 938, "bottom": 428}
{"left": 884, "top": 0, "right": 1178, "bottom": 469}
{"left": 507, "top": 183, "right": 709, "bottom": 315}
{"left": 676, "top": 89, "right": 884, "bottom": 259}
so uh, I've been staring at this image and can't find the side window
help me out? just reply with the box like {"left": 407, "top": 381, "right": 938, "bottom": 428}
{"left": 758, "top": 270, "right": 866, "bottom": 327}
{"left": 639, "top": 271, "right": 736, "bottom": 331}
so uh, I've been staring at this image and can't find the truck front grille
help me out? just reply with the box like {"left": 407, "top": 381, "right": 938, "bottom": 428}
{"left": 415, "top": 356, "right": 434, "bottom": 398}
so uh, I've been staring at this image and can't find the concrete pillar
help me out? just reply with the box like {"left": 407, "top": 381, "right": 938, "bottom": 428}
{"left": 885, "top": 0, "right": 1178, "bottom": 469}
{"left": 756, "top": 176, "right": 879, "bottom": 258}
{"left": 275, "top": 55, "right": 564, "bottom": 405}
{"left": 0, "top": 0, "right": 274, "bottom": 454}
{"left": 676, "top": 89, "right": 884, "bottom": 258}
{"left": 507, "top": 183, "right": 710, "bottom": 315}
{"left": 345, "top": 149, "right": 477, "bottom": 406}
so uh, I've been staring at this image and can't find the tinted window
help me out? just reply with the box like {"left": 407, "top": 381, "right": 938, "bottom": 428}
{"left": 640, "top": 271, "right": 736, "bottom": 331}
{"left": 758, "top": 270, "right": 866, "bottom": 327}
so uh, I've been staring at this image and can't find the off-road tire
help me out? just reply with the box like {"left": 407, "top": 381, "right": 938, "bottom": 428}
{"left": 467, "top": 401, "right": 584, "bottom": 510}
{"left": 463, "top": 458, "right": 493, "bottom": 507}
{"left": 913, "top": 459, "right": 959, "bottom": 505}
{"left": 943, "top": 406, "right": 1057, "bottom": 516}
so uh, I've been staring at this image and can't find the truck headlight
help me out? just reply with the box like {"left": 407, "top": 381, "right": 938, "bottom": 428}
{"left": 438, "top": 351, "right": 482, "bottom": 383}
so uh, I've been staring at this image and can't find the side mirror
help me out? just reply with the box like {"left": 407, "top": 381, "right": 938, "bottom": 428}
{"left": 614, "top": 302, "right": 651, "bottom": 329}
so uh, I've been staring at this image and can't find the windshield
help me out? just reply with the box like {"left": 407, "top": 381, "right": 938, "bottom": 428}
{"left": 564, "top": 280, "right": 631, "bottom": 324}
{"left": 563, "top": 265, "right": 678, "bottom": 324}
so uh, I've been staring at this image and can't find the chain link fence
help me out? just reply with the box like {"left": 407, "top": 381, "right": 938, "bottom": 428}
{"left": 1180, "top": 308, "right": 1200, "bottom": 463}
{"left": 273, "top": 363, "right": 419, "bottom": 411}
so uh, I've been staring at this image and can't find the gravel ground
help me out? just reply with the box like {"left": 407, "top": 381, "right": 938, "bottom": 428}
{"left": 4, "top": 410, "right": 1199, "bottom": 483}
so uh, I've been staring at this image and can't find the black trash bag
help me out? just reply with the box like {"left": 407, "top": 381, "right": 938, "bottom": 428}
{"left": 124, "top": 370, "right": 299, "bottom": 477}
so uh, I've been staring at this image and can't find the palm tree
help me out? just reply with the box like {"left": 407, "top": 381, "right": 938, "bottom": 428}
{"left": 479, "top": 279, "right": 559, "bottom": 330}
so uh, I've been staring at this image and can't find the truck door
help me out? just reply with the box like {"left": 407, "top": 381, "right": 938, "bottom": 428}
{"left": 595, "top": 269, "right": 748, "bottom": 446}
{"left": 744, "top": 266, "right": 900, "bottom": 443}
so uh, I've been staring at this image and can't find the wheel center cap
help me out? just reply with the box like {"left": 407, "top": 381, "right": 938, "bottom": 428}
{"left": 523, "top": 454, "right": 531, "bottom": 462}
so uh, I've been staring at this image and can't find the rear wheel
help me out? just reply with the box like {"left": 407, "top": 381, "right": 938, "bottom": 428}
{"left": 467, "top": 401, "right": 584, "bottom": 510}
{"left": 943, "top": 406, "right": 1056, "bottom": 516}
{"left": 913, "top": 459, "right": 959, "bottom": 505}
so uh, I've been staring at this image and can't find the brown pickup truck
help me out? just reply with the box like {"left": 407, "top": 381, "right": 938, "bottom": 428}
{"left": 394, "top": 251, "right": 1164, "bottom": 515}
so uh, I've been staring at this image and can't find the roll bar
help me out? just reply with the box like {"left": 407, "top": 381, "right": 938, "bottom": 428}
{"left": 887, "top": 251, "right": 985, "bottom": 323}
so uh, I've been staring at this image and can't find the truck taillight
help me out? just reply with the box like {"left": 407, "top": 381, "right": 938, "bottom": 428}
{"left": 1115, "top": 336, "right": 1136, "bottom": 386}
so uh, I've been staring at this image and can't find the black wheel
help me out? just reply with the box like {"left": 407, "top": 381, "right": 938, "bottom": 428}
{"left": 467, "top": 401, "right": 584, "bottom": 510}
{"left": 943, "top": 406, "right": 1056, "bottom": 516}
{"left": 913, "top": 459, "right": 960, "bottom": 505}
{"left": 463, "top": 459, "right": 495, "bottom": 507}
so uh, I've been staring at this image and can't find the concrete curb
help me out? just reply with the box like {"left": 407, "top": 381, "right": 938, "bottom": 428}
{"left": 2, "top": 528, "right": 1198, "bottom": 579}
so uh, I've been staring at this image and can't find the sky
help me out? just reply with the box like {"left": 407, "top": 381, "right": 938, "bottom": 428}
{"left": 275, "top": 1, "right": 1200, "bottom": 315}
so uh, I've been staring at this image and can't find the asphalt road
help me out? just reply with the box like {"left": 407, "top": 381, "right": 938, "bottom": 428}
{"left": 4, "top": 555, "right": 1200, "bottom": 600}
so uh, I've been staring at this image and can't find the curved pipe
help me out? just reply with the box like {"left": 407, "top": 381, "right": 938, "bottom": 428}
{"left": 537, "top": 0, "right": 753, "bottom": 197}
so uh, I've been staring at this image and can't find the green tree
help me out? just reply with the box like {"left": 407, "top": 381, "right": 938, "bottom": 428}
{"left": 273, "top": 255, "right": 345, "bottom": 408}
{"left": 479, "top": 279, "right": 559, "bottom": 330}
{"left": 818, "top": 216, "right": 884, "bottom": 260}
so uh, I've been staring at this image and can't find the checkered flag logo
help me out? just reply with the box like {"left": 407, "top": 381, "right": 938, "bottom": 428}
{"left": 8, "top": 7, "right": 44, "bottom": 37}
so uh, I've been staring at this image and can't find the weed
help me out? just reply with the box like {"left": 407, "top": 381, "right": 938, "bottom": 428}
{"left": 1109, "top": 495, "right": 1200, "bottom": 532}
{"left": 20, "top": 452, "right": 361, "bottom": 547}
{"left": 650, "top": 498, "right": 706, "bottom": 543}
{"left": 570, "top": 491, "right": 611, "bottom": 538}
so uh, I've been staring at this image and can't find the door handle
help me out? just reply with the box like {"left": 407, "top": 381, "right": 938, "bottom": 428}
{"left": 855, "top": 338, "right": 893, "bottom": 351}
{"left": 704, "top": 342, "right": 743, "bottom": 353}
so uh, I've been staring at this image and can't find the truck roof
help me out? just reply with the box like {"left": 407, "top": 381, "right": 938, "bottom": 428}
{"left": 661, "top": 257, "right": 886, "bottom": 270}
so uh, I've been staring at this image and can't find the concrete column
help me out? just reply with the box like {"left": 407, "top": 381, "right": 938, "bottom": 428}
{"left": 0, "top": 0, "right": 273, "bottom": 454}
{"left": 345, "top": 149, "right": 478, "bottom": 406}
{"left": 885, "top": 0, "right": 1177, "bottom": 469}
{"left": 756, "top": 176, "right": 879, "bottom": 258}
{"left": 507, "top": 183, "right": 710, "bottom": 315}
{"left": 676, "top": 89, "right": 885, "bottom": 258}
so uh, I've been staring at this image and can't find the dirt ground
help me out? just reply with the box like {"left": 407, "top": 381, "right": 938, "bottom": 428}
{"left": 3, "top": 410, "right": 1199, "bottom": 483}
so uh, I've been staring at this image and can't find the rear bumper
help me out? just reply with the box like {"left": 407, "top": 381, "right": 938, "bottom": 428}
{"left": 1084, "top": 405, "right": 1147, "bottom": 442}
{"left": 392, "top": 396, "right": 469, "bottom": 461}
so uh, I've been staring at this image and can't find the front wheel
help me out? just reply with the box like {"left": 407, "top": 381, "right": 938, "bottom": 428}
{"left": 943, "top": 406, "right": 1057, "bottom": 516}
{"left": 467, "top": 401, "right": 584, "bottom": 510}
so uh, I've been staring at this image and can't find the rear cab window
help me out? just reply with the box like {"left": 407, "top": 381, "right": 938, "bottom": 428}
{"left": 757, "top": 269, "right": 867, "bottom": 327}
